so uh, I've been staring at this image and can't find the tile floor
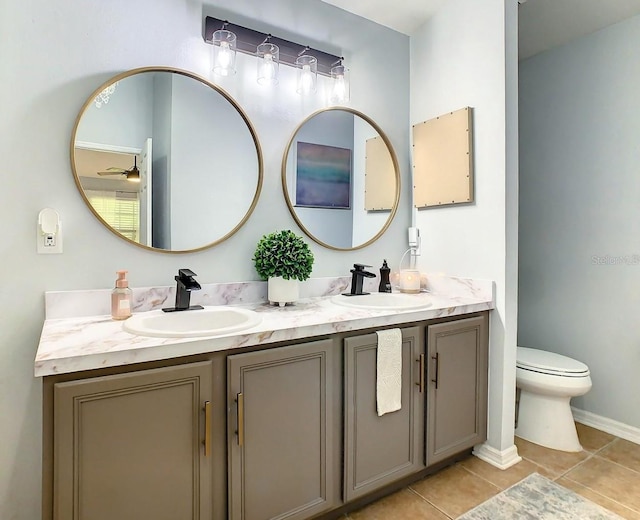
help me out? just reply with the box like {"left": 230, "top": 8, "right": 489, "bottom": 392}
{"left": 346, "top": 424, "right": 640, "bottom": 520}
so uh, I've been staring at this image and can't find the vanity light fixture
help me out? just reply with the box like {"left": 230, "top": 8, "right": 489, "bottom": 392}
{"left": 204, "top": 16, "right": 345, "bottom": 95}
{"left": 211, "top": 23, "right": 237, "bottom": 77}
{"left": 256, "top": 37, "right": 279, "bottom": 86}
{"left": 296, "top": 53, "right": 317, "bottom": 95}
{"left": 329, "top": 59, "right": 350, "bottom": 104}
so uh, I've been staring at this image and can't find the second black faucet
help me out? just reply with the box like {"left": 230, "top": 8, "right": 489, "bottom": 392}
{"left": 342, "top": 264, "right": 377, "bottom": 296}
{"left": 162, "top": 268, "right": 204, "bottom": 312}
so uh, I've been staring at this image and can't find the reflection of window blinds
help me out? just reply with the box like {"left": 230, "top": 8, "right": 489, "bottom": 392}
{"left": 86, "top": 190, "right": 140, "bottom": 241}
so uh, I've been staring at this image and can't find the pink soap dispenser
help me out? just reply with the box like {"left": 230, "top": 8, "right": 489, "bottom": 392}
{"left": 111, "top": 270, "right": 133, "bottom": 320}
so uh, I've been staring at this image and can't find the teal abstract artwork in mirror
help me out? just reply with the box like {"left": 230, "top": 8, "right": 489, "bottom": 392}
{"left": 295, "top": 142, "right": 351, "bottom": 209}
{"left": 71, "top": 67, "right": 263, "bottom": 253}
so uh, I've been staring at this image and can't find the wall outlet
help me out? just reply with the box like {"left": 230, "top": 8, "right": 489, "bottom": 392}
{"left": 37, "top": 208, "right": 63, "bottom": 254}
{"left": 38, "top": 229, "right": 63, "bottom": 254}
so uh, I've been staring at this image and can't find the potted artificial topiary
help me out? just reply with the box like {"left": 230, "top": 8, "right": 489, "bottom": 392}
{"left": 253, "top": 229, "right": 314, "bottom": 306}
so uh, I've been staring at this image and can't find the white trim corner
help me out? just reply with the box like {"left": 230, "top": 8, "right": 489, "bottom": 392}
{"left": 472, "top": 442, "right": 522, "bottom": 470}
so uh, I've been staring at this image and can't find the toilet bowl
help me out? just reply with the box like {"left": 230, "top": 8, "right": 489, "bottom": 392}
{"left": 515, "top": 347, "right": 592, "bottom": 452}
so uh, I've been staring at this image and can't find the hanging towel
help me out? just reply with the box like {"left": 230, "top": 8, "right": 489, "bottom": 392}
{"left": 376, "top": 328, "right": 403, "bottom": 416}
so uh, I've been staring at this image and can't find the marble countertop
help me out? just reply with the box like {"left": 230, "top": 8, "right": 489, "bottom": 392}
{"left": 35, "top": 275, "right": 494, "bottom": 377}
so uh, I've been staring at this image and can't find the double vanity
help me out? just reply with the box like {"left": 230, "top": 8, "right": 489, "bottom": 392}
{"left": 42, "top": 60, "right": 497, "bottom": 520}
{"left": 37, "top": 275, "right": 493, "bottom": 520}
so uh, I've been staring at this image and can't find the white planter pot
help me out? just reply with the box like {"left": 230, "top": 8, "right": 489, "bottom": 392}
{"left": 268, "top": 276, "right": 299, "bottom": 307}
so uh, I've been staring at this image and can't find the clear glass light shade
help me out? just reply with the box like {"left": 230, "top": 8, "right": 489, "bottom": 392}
{"left": 256, "top": 42, "right": 279, "bottom": 86}
{"left": 296, "top": 55, "right": 317, "bottom": 95}
{"left": 329, "top": 65, "right": 350, "bottom": 104}
{"left": 212, "top": 30, "right": 237, "bottom": 76}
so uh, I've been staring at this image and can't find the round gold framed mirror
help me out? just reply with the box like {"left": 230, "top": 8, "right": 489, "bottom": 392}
{"left": 282, "top": 107, "right": 400, "bottom": 250}
{"left": 71, "top": 66, "right": 263, "bottom": 253}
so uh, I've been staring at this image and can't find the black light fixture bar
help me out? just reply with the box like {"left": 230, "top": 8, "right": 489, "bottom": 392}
{"left": 204, "top": 16, "right": 342, "bottom": 76}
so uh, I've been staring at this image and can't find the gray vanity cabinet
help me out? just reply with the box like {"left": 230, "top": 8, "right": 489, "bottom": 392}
{"left": 43, "top": 312, "right": 491, "bottom": 520}
{"left": 227, "top": 339, "right": 337, "bottom": 520}
{"left": 426, "top": 315, "right": 489, "bottom": 465}
{"left": 343, "top": 326, "right": 426, "bottom": 501}
{"left": 52, "top": 361, "right": 213, "bottom": 520}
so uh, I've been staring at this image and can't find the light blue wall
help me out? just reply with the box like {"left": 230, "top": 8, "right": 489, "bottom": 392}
{"left": 152, "top": 73, "right": 173, "bottom": 248}
{"left": 286, "top": 110, "right": 354, "bottom": 248}
{"left": 411, "top": 0, "right": 520, "bottom": 456}
{"left": 76, "top": 73, "right": 154, "bottom": 148}
{"left": 0, "top": 0, "right": 409, "bottom": 517}
{"left": 519, "top": 14, "right": 640, "bottom": 428}
{"left": 351, "top": 116, "right": 391, "bottom": 246}
{"left": 169, "top": 74, "right": 259, "bottom": 250}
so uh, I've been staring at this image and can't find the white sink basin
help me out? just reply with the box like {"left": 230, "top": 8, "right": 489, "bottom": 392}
{"left": 331, "top": 292, "right": 432, "bottom": 311}
{"left": 123, "top": 306, "right": 262, "bottom": 338}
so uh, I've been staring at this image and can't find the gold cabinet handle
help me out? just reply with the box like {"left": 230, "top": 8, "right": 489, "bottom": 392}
{"left": 236, "top": 393, "right": 244, "bottom": 447}
{"left": 416, "top": 354, "right": 425, "bottom": 393}
{"left": 203, "top": 401, "right": 211, "bottom": 457}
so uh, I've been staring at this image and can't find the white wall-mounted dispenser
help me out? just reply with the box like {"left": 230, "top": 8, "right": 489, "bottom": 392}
{"left": 37, "top": 208, "right": 63, "bottom": 254}
{"left": 408, "top": 226, "right": 421, "bottom": 256}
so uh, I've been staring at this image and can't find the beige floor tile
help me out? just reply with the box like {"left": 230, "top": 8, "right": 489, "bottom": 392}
{"left": 347, "top": 489, "right": 450, "bottom": 520}
{"left": 345, "top": 427, "right": 631, "bottom": 519}
{"left": 576, "top": 422, "right": 617, "bottom": 453}
{"left": 564, "top": 456, "right": 640, "bottom": 511}
{"left": 557, "top": 477, "right": 640, "bottom": 520}
{"left": 514, "top": 436, "right": 589, "bottom": 477}
{"left": 409, "top": 464, "right": 500, "bottom": 518}
{"left": 459, "top": 454, "right": 555, "bottom": 490}
{"left": 599, "top": 438, "right": 640, "bottom": 473}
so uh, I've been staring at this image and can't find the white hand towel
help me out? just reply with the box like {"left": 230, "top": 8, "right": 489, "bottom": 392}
{"left": 376, "top": 328, "right": 402, "bottom": 416}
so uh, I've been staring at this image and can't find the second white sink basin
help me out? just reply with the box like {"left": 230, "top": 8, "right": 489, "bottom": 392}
{"left": 123, "top": 306, "right": 262, "bottom": 338}
{"left": 331, "top": 292, "right": 432, "bottom": 311}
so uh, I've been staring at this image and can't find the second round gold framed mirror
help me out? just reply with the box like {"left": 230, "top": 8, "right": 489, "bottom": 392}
{"left": 282, "top": 107, "right": 400, "bottom": 250}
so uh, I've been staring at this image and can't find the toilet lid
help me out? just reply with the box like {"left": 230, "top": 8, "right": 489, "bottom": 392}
{"left": 517, "top": 347, "right": 590, "bottom": 376}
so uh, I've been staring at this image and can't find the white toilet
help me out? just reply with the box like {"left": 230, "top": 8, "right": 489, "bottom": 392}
{"left": 515, "top": 347, "right": 592, "bottom": 452}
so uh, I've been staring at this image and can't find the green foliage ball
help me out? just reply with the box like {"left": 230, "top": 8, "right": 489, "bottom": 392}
{"left": 253, "top": 230, "right": 314, "bottom": 281}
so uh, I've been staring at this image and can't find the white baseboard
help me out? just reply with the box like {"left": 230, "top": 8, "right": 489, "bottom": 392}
{"left": 572, "top": 407, "right": 640, "bottom": 445}
{"left": 472, "top": 442, "right": 522, "bottom": 470}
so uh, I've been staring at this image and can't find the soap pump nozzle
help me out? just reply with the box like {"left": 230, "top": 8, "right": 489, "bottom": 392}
{"left": 115, "top": 270, "right": 129, "bottom": 288}
{"left": 379, "top": 259, "right": 392, "bottom": 293}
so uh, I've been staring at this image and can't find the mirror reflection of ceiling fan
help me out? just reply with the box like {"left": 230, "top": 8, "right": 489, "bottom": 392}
{"left": 97, "top": 156, "right": 140, "bottom": 182}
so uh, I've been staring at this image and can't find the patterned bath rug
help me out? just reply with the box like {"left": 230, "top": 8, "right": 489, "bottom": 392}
{"left": 458, "top": 473, "right": 623, "bottom": 520}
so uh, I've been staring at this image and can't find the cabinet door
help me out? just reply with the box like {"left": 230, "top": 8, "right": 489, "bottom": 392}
{"left": 53, "top": 361, "right": 213, "bottom": 520}
{"left": 344, "top": 327, "right": 425, "bottom": 501}
{"left": 228, "top": 340, "right": 335, "bottom": 520}
{"left": 426, "top": 315, "right": 488, "bottom": 466}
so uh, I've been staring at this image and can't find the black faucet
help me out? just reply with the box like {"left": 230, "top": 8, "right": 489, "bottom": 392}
{"left": 162, "top": 269, "right": 204, "bottom": 312}
{"left": 342, "top": 264, "right": 377, "bottom": 296}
